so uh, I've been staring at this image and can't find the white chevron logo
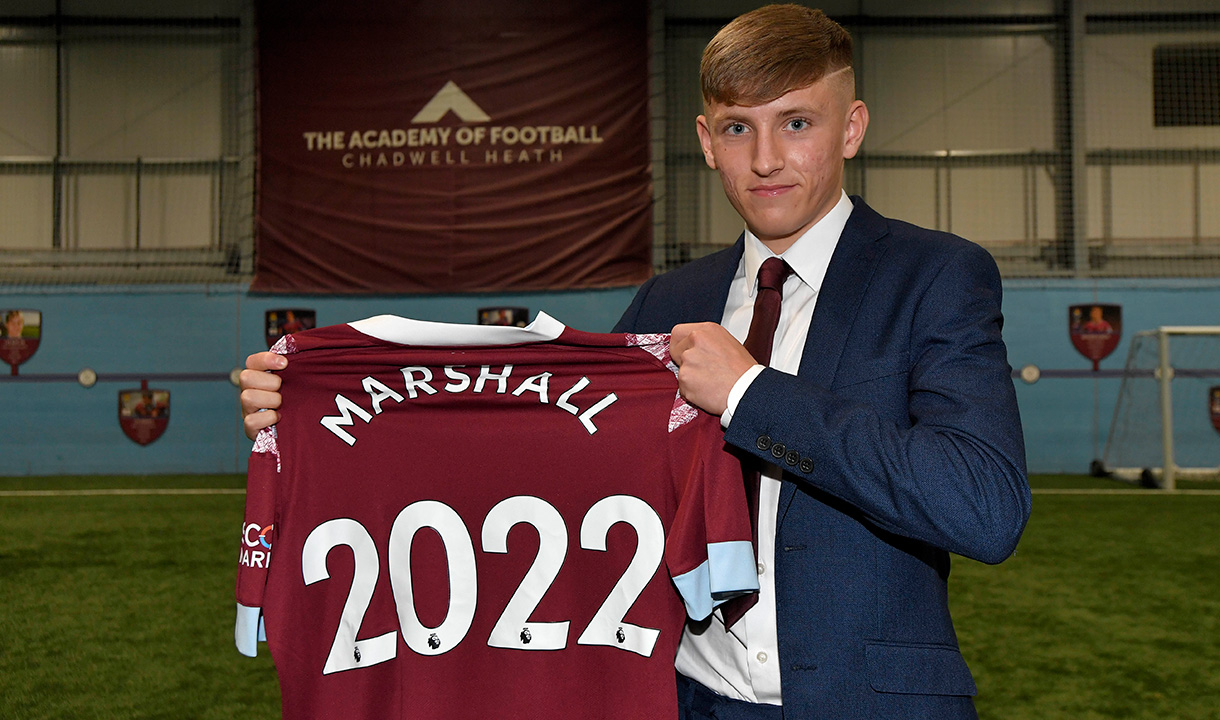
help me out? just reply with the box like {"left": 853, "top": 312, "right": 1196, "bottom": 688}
{"left": 411, "top": 81, "right": 491, "bottom": 124}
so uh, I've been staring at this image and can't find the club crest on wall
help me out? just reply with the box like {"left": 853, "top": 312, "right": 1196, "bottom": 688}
{"left": 265, "top": 309, "right": 316, "bottom": 348}
{"left": 1210, "top": 386, "right": 1220, "bottom": 435}
{"left": 118, "top": 380, "right": 170, "bottom": 446}
{"left": 477, "top": 307, "right": 530, "bottom": 327}
{"left": 1069, "top": 303, "right": 1122, "bottom": 371}
{"left": 1, "top": 309, "right": 41, "bottom": 375}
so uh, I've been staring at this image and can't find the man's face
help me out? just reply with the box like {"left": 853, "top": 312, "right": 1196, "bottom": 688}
{"left": 696, "top": 75, "right": 867, "bottom": 254}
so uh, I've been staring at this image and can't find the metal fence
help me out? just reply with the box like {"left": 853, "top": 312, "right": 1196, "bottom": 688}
{"left": 660, "top": 7, "right": 1220, "bottom": 278}
{"left": 0, "top": 3, "right": 255, "bottom": 284}
{"left": 3, "top": 3, "right": 1219, "bottom": 283}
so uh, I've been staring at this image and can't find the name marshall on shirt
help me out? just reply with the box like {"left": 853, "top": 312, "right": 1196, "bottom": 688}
{"left": 320, "top": 364, "right": 618, "bottom": 446}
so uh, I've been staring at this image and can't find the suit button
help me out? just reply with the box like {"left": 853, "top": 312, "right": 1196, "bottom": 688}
{"left": 785, "top": 450, "right": 800, "bottom": 467}
{"left": 771, "top": 443, "right": 786, "bottom": 460}
{"left": 756, "top": 435, "right": 772, "bottom": 451}
{"left": 799, "top": 457, "right": 814, "bottom": 474}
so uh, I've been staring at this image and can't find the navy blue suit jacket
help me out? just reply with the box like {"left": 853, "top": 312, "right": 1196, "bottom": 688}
{"left": 614, "top": 197, "right": 1030, "bottom": 719}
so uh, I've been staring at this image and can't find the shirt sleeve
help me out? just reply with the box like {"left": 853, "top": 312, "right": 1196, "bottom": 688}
{"left": 720, "top": 364, "right": 766, "bottom": 429}
{"left": 666, "top": 411, "right": 759, "bottom": 620}
{"left": 234, "top": 428, "right": 279, "bottom": 657}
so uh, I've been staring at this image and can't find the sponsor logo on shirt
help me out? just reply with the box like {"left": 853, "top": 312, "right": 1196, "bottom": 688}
{"left": 239, "top": 522, "right": 274, "bottom": 569}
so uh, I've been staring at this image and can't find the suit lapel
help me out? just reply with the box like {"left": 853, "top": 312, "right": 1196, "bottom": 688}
{"left": 797, "top": 198, "right": 889, "bottom": 385}
{"left": 780, "top": 199, "right": 890, "bottom": 516}
{"left": 692, "top": 234, "right": 745, "bottom": 323}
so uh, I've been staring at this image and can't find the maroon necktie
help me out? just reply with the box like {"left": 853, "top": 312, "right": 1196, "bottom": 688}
{"left": 722, "top": 257, "right": 792, "bottom": 628}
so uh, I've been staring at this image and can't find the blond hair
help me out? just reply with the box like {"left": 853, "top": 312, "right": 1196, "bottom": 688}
{"left": 701, "top": 4, "right": 854, "bottom": 107}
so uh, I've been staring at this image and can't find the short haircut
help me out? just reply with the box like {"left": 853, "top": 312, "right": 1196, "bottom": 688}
{"left": 700, "top": 4, "right": 854, "bottom": 107}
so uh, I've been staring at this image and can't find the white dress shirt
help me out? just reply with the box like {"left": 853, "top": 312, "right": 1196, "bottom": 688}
{"left": 674, "top": 190, "right": 852, "bottom": 705}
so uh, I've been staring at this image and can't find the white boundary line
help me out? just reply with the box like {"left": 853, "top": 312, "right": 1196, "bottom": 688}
{"left": 2, "top": 488, "right": 1218, "bottom": 498}
{"left": 0, "top": 488, "right": 245, "bottom": 497}
{"left": 1033, "top": 488, "right": 1220, "bottom": 495}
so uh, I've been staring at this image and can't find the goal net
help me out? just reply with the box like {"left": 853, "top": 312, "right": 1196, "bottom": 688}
{"left": 1099, "top": 327, "right": 1220, "bottom": 489}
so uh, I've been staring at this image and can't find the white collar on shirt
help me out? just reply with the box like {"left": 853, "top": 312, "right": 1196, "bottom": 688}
{"left": 741, "top": 190, "right": 853, "bottom": 297}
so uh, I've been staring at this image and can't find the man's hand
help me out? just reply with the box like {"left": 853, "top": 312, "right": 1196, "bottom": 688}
{"left": 239, "top": 352, "right": 287, "bottom": 440}
{"left": 669, "top": 322, "right": 758, "bottom": 416}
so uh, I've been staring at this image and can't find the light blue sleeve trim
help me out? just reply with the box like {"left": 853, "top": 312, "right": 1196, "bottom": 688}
{"left": 672, "top": 561, "right": 715, "bottom": 620}
{"left": 235, "top": 603, "right": 266, "bottom": 657}
{"left": 671, "top": 541, "right": 760, "bottom": 621}
{"left": 708, "top": 540, "right": 760, "bottom": 600}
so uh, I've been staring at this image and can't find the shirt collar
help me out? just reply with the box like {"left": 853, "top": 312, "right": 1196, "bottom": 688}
{"left": 742, "top": 190, "right": 852, "bottom": 296}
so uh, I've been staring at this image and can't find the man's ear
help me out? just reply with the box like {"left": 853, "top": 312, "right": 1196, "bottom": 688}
{"left": 695, "top": 115, "right": 718, "bottom": 170}
{"left": 843, "top": 100, "right": 868, "bottom": 160}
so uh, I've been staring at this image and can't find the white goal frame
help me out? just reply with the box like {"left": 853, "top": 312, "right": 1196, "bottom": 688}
{"left": 1101, "top": 326, "right": 1220, "bottom": 490}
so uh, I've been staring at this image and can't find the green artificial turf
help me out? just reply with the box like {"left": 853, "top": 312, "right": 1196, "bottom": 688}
{"left": 1, "top": 474, "right": 1216, "bottom": 718}
{"left": 954, "top": 489, "right": 1220, "bottom": 719}
{"left": 0, "top": 483, "right": 279, "bottom": 719}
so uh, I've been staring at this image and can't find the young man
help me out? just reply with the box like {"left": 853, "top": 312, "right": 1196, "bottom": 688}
{"left": 612, "top": 5, "right": 1029, "bottom": 718}
{"left": 242, "top": 5, "right": 1029, "bottom": 717}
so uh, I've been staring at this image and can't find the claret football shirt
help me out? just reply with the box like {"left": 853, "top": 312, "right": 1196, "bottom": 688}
{"left": 234, "top": 313, "right": 757, "bottom": 719}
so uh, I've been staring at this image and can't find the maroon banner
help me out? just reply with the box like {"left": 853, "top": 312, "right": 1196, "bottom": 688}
{"left": 1210, "top": 386, "right": 1220, "bottom": 435}
{"left": 1069, "top": 303, "right": 1122, "bottom": 371}
{"left": 253, "top": 1, "right": 652, "bottom": 294}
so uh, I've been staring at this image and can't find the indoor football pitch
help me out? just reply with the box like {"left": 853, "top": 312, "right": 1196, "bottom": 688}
{"left": 1, "top": 474, "right": 1216, "bottom": 719}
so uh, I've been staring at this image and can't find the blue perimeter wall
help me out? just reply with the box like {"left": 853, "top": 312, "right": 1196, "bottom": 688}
{"left": 1, "top": 279, "right": 1217, "bottom": 477}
